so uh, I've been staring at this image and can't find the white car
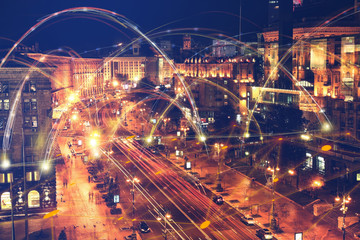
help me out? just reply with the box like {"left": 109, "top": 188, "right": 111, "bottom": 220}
{"left": 256, "top": 228, "right": 273, "bottom": 239}
{"left": 241, "top": 216, "right": 255, "bottom": 225}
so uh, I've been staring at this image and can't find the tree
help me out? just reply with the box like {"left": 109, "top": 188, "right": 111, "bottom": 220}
{"left": 262, "top": 104, "right": 306, "bottom": 134}
{"left": 213, "top": 105, "right": 236, "bottom": 131}
{"left": 58, "top": 230, "right": 67, "bottom": 240}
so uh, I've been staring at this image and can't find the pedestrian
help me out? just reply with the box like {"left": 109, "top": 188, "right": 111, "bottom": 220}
{"left": 88, "top": 176, "right": 90, "bottom": 183}
{"left": 91, "top": 191, "right": 94, "bottom": 200}
{"left": 61, "top": 193, "right": 63, "bottom": 202}
{"left": 89, "top": 192, "right": 91, "bottom": 201}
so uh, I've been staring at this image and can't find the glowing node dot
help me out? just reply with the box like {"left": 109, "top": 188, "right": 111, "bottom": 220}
{"left": 200, "top": 220, "right": 211, "bottom": 229}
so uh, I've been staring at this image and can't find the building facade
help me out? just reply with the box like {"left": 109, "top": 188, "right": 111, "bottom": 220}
{"left": 0, "top": 67, "right": 56, "bottom": 215}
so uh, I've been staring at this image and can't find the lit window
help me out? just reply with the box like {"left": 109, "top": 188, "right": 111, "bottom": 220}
{"left": 7, "top": 173, "right": 13, "bottom": 183}
{"left": 305, "top": 153, "right": 313, "bottom": 169}
{"left": 4, "top": 99, "right": 9, "bottom": 110}
{"left": 34, "top": 171, "right": 40, "bottom": 181}
{"left": 31, "top": 116, "right": 37, "bottom": 128}
{"left": 31, "top": 99, "right": 37, "bottom": 110}
{"left": 30, "top": 84, "right": 36, "bottom": 92}
{"left": 0, "top": 173, "right": 5, "bottom": 183}
{"left": 26, "top": 172, "right": 32, "bottom": 181}
{"left": 318, "top": 156, "right": 325, "bottom": 174}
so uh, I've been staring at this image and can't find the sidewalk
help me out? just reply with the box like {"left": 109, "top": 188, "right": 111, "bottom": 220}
{"left": 169, "top": 150, "right": 349, "bottom": 240}
{"left": 53, "top": 137, "right": 137, "bottom": 240}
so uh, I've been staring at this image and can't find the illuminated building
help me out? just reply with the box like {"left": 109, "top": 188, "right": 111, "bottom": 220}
{"left": 261, "top": 27, "right": 360, "bottom": 109}
{"left": 175, "top": 57, "right": 255, "bottom": 121}
{"left": 183, "top": 34, "right": 192, "bottom": 51}
{"left": 212, "top": 40, "right": 238, "bottom": 58}
{"left": 26, "top": 53, "right": 104, "bottom": 102}
{"left": 103, "top": 57, "right": 146, "bottom": 84}
{"left": 0, "top": 67, "right": 56, "bottom": 215}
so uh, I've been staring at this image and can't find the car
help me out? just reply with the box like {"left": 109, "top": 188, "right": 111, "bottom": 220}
{"left": 67, "top": 141, "right": 72, "bottom": 148}
{"left": 241, "top": 216, "right": 255, "bottom": 225}
{"left": 70, "top": 149, "right": 76, "bottom": 156}
{"left": 212, "top": 195, "right": 224, "bottom": 205}
{"left": 124, "top": 235, "right": 133, "bottom": 240}
{"left": 256, "top": 228, "right": 273, "bottom": 239}
{"left": 139, "top": 221, "right": 150, "bottom": 233}
{"left": 110, "top": 208, "right": 122, "bottom": 215}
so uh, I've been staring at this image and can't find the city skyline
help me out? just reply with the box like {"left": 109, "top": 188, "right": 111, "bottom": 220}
{"left": 1, "top": 1, "right": 360, "bottom": 240}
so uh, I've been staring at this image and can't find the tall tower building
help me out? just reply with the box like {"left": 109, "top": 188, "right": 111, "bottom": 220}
{"left": 268, "top": 0, "right": 280, "bottom": 27}
{"left": 277, "top": 0, "right": 294, "bottom": 90}
{"left": 183, "top": 35, "right": 191, "bottom": 50}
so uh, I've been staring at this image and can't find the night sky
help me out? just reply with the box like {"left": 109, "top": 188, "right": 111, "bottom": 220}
{"left": 0, "top": 0, "right": 267, "bottom": 53}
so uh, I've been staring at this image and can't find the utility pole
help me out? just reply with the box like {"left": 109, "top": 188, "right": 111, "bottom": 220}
{"left": 127, "top": 176, "right": 140, "bottom": 240}
{"left": 22, "top": 128, "right": 29, "bottom": 240}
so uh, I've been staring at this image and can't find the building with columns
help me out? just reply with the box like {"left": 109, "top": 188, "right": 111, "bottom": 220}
{"left": 0, "top": 67, "right": 56, "bottom": 215}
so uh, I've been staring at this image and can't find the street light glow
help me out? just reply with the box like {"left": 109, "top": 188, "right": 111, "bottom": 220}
{"left": 199, "top": 135, "right": 206, "bottom": 142}
{"left": 2, "top": 159, "right": 10, "bottom": 169}
{"left": 90, "top": 138, "right": 98, "bottom": 147}
{"left": 322, "top": 122, "right": 331, "bottom": 132}
{"left": 42, "top": 161, "right": 50, "bottom": 171}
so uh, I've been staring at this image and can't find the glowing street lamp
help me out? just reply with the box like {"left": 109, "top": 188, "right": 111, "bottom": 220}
{"left": 127, "top": 177, "right": 140, "bottom": 240}
{"left": 335, "top": 194, "right": 352, "bottom": 240}
{"left": 157, "top": 211, "right": 172, "bottom": 240}
{"left": 89, "top": 138, "right": 98, "bottom": 148}
{"left": 267, "top": 166, "right": 280, "bottom": 230}
{"left": 71, "top": 114, "right": 78, "bottom": 121}
{"left": 215, "top": 143, "right": 226, "bottom": 192}
{"left": 2, "top": 159, "right": 10, "bottom": 169}
{"left": 322, "top": 122, "right": 331, "bottom": 132}
{"left": 112, "top": 80, "right": 119, "bottom": 87}
{"left": 1, "top": 156, "right": 15, "bottom": 240}
{"left": 42, "top": 161, "right": 50, "bottom": 171}
{"left": 199, "top": 135, "right": 206, "bottom": 142}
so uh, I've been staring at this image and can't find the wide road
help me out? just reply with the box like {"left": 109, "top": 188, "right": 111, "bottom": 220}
{"left": 111, "top": 138, "right": 259, "bottom": 240}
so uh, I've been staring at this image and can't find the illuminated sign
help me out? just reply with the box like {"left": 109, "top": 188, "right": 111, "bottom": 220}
{"left": 28, "top": 190, "right": 40, "bottom": 208}
{"left": 114, "top": 195, "right": 120, "bottom": 203}
{"left": 295, "top": 232, "right": 303, "bottom": 240}
{"left": 185, "top": 161, "right": 191, "bottom": 170}
{"left": 357, "top": 173, "right": 360, "bottom": 181}
{"left": 1, "top": 192, "right": 11, "bottom": 210}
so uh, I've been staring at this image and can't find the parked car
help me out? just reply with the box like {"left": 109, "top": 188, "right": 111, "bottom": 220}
{"left": 139, "top": 221, "right": 150, "bottom": 233}
{"left": 241, "top": 216, "right": 255, "bottom": 225}
{"left": 110, "top": 208, "right": 122, "bottom": 215}
{"left": 212, "top": 195, "right": 224, "bottom": 205}
{"left": 256, "top": 228, "right": 273, "bottom": 239}
{"left": 67, "top": 141, "right": 72, "bottom": 148}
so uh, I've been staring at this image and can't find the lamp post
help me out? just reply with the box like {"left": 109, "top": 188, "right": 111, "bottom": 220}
{"left": 127, "top": 176, "right": 140, "bottom": 240}
{"left": 215, "top": 143, "right": 225, "bottom": 192}
{"left": 335, "top": 194, "right": 351, "bottom": 240}
{"left": 157, "top": 212, "right": 172, "bottom": 240}
{"left": 2, "top": 157, "right": 15, "bottom": 240}
{"left": 267, "top": 166, "right": 279, "bottom": 230}
{"left": 181, "top": 127, "right": 189, "bottom": 147}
